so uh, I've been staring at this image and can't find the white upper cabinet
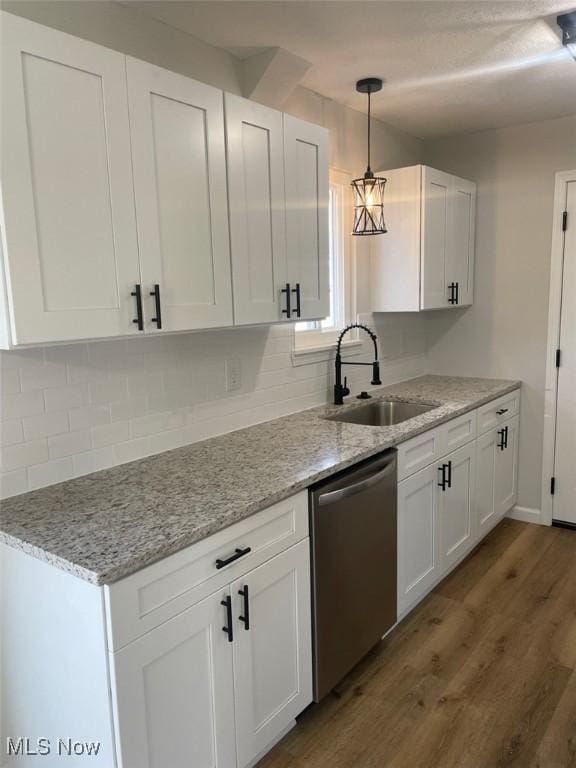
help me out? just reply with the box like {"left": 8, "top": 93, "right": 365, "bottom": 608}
{"left": 126, "top": 58, "right": 233, "bottom": 333}
{"left": 0, "top": 12, "right": 141, "bottom": 346}
{"left": 225, "top": 94, "right": 288, "bottom": 325}
{"left": 370, "top": 164, "right": 476, "bottom": 312}
{"left": 284, "top": 116, "right": 330, "bottom": 321}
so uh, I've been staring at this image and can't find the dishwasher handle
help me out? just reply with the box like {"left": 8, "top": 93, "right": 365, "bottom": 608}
{"left": 318, "top": 458, "right": 396, "bottom": 506}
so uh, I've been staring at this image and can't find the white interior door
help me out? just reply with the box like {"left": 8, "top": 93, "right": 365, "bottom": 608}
{"left": 284, "top": 115, "right": 329, "bottom": 321}
{"left": 0, "top": 12, "right": 141, "bottom": 344}
{"left": 225, "top": 93, "right": 287, "bottom": 325}
{"left": 554, "top": 181, "right": 576, "bottom": 525}
{"left": 495, "top": 415, "right": 519, "bottom": 518}
{"left": 111, "top": 588, "right": 236, "bottom": 768}
{"left": 447, "top": 176, "right": 476, "bottom": 306}
{"left": 439, "top": 442, "right": 476, "bottom": 572}
{"left": 421, "top": 166, "right": 451, "bottom": 309}
{"left": 397, "top": 463, "right": 441, "bottom": 616}
{"left": 127, "top": 58, "right": 233, "bottom": 332}
{"left": 232, "top": 539, "right": 312, "bottom": 768}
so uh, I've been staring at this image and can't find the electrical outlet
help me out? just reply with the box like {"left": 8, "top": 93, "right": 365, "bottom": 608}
{"left": 226, "top": 359, "right": 242, "bottom": 392}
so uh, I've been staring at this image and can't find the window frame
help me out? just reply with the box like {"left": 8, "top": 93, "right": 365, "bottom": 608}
{"left": 293, "top": 168, "right": 358, "bottom": 360}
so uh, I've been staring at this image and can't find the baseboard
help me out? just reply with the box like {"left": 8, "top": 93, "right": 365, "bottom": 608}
{"left": 507, "top": 505, "right": 543, "bottom": 524}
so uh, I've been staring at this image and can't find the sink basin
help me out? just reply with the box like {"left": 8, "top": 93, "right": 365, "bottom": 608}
{"left": 328, "top": 400, "right": 436, "bottom": 427}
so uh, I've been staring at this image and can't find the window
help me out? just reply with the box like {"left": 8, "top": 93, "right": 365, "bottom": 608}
{"left": 294, "top": 169, "right": 356, "bottom": 353}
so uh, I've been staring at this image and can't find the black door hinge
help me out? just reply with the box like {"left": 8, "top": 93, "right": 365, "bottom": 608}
{"left": 556, "top": 349, "right": 561, "bottom": 368}
{"left": 562, "top": 211, "right": 568, "bottom": 231}
{"left": 551, "top": 477, "right": 556, "bottom": 495}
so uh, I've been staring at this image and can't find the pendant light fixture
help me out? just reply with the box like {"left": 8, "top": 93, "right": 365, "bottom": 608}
{"left": 351, "top": 77, "right": 387, "bottom": 236}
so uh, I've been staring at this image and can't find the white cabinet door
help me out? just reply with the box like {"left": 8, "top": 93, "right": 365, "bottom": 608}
{"left": 232, "top": 539, "right": 312, "bottom": 767}
{"left": 475, "top": 427, "right": 499, "bottom": 538}
{"left": 111, "top": 588, "right": 236, "bottom": 768}
{"left": 284, "top": 115, "right": 330, "bottom": 321}
{"left": 420, "top": 166, "right": 451, "bottom": 309}
{"left": 0, "top": 12, "right": 141, "bottom": 345}
{"left": 225, "top": 94, "right": 288, "bottom": 325}
{"left": 495, "top": 415, "right": 519, "bottom": 518}
{"left": 447, "top": 176, "right": 476, "bottom": 307}
{"left": 439, "top": 442, "right": 476, "bottom": 573}
{"left": 126, "top": 58, "right": 233, "bottom": 333}
{"left": 397, "top": 463, "right": 441, "bottom": 616}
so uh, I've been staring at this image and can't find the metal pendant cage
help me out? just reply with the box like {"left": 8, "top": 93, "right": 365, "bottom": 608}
{"left": 351, "top": 175, "right": 387, "bottom": 236}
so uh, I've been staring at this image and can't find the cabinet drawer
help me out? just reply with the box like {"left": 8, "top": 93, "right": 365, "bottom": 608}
{"left": 397, "top": 427, "right": 442, "bottom": 481}
{"left": 477, "top": 390, "right": 520, "bottom": 435}
{"left": 439, "top": 410, "right": 477, "bottom": 454}
{"left": 105, "top": 491, "right": 308, "bottom": 650}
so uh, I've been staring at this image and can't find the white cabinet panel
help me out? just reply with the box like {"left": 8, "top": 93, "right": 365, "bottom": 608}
{"left": 232, "top": 540, "right": 312, "bottom": 767}
{"left": 421, "top": 166, "right": 451, "bottom": 309}
{"left": 397, "top": 464, "right": 441, "bottom": 616}
{"left": 284, "top": 115, "right": 329, "bottom": 321}
{"left": 111, "top": 588, "right": 236, "bottom": 768}
{"left": 475, "top": 427, "right": 499, "bottom": 537}
{"left": 440, "top": 410, "right": 477, "bottom": 455}
{"left": 477, "top": 390, "right": 520, "bottom": 435}
{"left": 495, "top": 415, "right": 519, "bottom": 517}
{"left": 0, "top": 12, "right": 141, "bottom": 345}
{"left": 126, "top": 59, "right": 233, "bottom": 332}
{"left": 439, "top": 442, "right": 476, "bottom": 572}
{"left": 225, "top": 94, "right": 287, "bottom": 325}
{"left": 448, "top": 176, "right": 476, "bottom": 306}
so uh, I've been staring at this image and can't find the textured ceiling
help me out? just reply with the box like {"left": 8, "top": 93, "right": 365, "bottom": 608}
{"left": 124, "top": 1, "right": 576, "bottom": 138}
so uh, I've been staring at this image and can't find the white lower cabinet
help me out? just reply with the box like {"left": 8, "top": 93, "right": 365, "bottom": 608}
{"left": 111, "top": 536, "right": 312, "bottom": 768}
{"left": 112, "top": 588, "right": 236, "bottom": 768}
{"left": 398, "top": 396, "right": 520, "bottom": 618}
{"left": 232, "top": 539, "right": 312, "bottom": 767}
{"left": 397, "top": 464, "right": 441, "bottom": 616}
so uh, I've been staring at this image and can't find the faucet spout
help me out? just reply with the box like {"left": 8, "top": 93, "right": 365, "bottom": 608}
{"left": 334, "top": 323, "right": 381, "bottom": 405}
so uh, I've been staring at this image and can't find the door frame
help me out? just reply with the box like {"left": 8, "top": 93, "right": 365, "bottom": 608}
{"left": 541, "top": 169, "right": 576, "bottom": 525}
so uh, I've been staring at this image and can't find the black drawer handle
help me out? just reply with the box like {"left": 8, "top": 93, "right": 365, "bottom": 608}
{"left": 497, "top": 428, "right": 506, "bottom": 451}
{"left": 215, "top": 546, "right": 251, "bottom": 570}
{"left": 496, "top": 408, "right": 509, "bottom": 416}
{"left": 281, "top": 283, "right": 291, "bottom": 318}
{"left": 131, "top": 284, "right": 144, "bottom": 331}
{"left": 221, "top": 595, "right": 233, "bottom": 642}
{"left": 438, "top": 463, "right": 447, "bottom": 490}
{"left": 150, "top": 284, "right": 162, "bottom": 329}
{"left": 238, "top": 585, "right": 250, "bottom": 630}
{"left": 291, "top": 283, "right": 301, "bottom": 318}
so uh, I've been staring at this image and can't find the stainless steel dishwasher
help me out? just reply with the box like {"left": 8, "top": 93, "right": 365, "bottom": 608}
{"left": 309, "top": 450, "right": 397, "bottom": 701}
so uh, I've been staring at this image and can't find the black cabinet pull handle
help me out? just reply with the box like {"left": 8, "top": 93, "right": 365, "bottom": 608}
{"left": 497, "top": 429, "right": 506, "bottom": 451}
{"left": 291, "top": 283, "right": 301, "bottom": 318}
{"left": 504, "top": 425, "right": 509, "bottom": 449}
{"left": 215, "top": 546, "right": 251, "bottom": 570}
{"left": 221, "top": 595, "right": 233, "bottom": 642}
{"left": 281, "top": 283, "right": 291, "bottom": 317}
{"left": 446, "top": 460, "right": 452, "bottom": 489}
{"left": 438, "top": 464, "right": 447, "bottom": 490}
{"left": 496, "top": 408, "right": 509, "bottom": 416}
{"left": 131, "top": 284, "right": 144, "bottom": 331}
{"left": 238, "top": 585, "right": 250, "bottom": 630}
{"left": 150, "top": 284, "right": 162, "bottom": 329}
{"left": 455, "top": 282, "right": 459, "bottom": 305}
{"left": 448, "top": 283, "right": 456, "bottom": 305}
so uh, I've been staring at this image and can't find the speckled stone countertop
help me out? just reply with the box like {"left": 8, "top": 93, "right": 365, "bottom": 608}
{"left": 0, "top": 375, "right": 520, "bottom": 585}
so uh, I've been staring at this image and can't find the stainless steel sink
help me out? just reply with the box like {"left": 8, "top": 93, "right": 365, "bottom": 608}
{"left": 328, "top": 400, "right": 436, "bottom": 427}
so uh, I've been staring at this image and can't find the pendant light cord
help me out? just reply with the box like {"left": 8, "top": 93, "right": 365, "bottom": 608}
{"left": 367, "top": 90, "right": 371, "bottom": 175}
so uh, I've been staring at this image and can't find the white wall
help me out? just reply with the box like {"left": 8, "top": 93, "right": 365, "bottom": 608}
{"left": 0, "top": 2, "right": 426, "bottom": 498}
{"left": 425, "top": 114, "right": 576, "bottom": 514}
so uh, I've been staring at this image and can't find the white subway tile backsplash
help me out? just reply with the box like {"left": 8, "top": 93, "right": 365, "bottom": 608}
{"left": 28, "top": 457, "right": 74, "bottom": 491}
{"left": 0, "top": 314, "right": 428, "bottom": 498}
{"left": 48, "top": 430, "right": 91, "bottom": 459}
{"left": 23, "top": 410, "right": 69, "bottom": 441}
{"left": 1, "top": 439, "right": 49, "bottom": 471}
{"left": 1, "top": 390, "right": 45, "bottom": 421}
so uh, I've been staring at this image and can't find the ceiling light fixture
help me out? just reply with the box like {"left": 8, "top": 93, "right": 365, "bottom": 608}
{"left": 558, "top": 11, "right": 576, "bottom": 59}
{"left": 352, "top": 77, "right": 387, "bottom": 236}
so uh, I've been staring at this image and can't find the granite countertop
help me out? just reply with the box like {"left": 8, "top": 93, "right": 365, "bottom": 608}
{"left": 0, "top": 375, "right": 520, "bottom": 585}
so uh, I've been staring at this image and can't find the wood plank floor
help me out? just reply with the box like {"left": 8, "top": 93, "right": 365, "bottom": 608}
{"left": 258, "top": 520, "right": 576, "bottom": 768}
